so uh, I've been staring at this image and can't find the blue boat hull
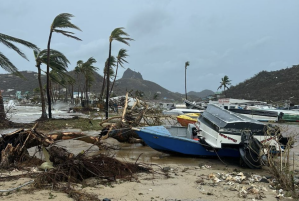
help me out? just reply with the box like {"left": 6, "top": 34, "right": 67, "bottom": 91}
{"left": 136, "top": 126, "right": 240, "bottom": 157}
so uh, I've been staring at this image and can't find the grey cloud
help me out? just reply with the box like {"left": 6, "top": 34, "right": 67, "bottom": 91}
{"left": 127, "top": 8, "right": 173, "bottom": 38}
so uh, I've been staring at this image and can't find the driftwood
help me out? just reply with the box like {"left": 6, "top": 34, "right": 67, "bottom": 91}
{"left": 0, "top": 123, "right": 100, "bottom": 169}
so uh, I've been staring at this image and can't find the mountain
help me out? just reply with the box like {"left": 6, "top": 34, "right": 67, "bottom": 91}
{"left": 0, "top": 71, "right": 41, "bottom": 94}
{"left": 111, "top": 68, "right": 184, "bottom": 100}
{"left": 188, "top": 90, "right": 214, "bottom": 98}
{"left": 226, "top": 64, "right": 299, "bottom": 104}
{"left": 121, "top": 68, "right": 143, "bottom": 80}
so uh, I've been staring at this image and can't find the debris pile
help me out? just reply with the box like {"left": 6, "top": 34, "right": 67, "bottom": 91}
{"left": 100, "top": 92, "right": 177, "bottom": 143}
{"left": 196, "top": 170, "right": 298, "bottom": 199}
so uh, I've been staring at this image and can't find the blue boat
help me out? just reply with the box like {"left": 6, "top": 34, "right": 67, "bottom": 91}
{"left": 134, "top": 125, "right": 240, "bottom": 157}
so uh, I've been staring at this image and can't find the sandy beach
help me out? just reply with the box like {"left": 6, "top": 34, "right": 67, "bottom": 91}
{"left": 1, "top": 134, "right": 298, "bottom": 201}
{"left": 0, "top": 160, "right": 297, "bottom": 201}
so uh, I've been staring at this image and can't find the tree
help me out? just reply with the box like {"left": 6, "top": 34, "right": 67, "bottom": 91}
{"left": 81, "top": 57, "right": 98, "bottom": 106}
{"left": 46, "top": 13, "right": 81, "bottom": 118}
{"left": 100, "top": 56, "right": 116, "bottom": 102}
{"left": 74, "top": 60, "right": 84, "bottom": 102}
{"left": 185, "top": 61, "right": 190, "bottom": 100}
{"left": 109, "top": 48, "right": 128, "bottom": 96}
{"left": 34, "top": 49, "right": 70, "bottom": 119}
{"left": 0, "top": 32, "right": 38, "bottom": 123}
{"left": 218, "top": 75, "right": 231, "bottom": 95}
{"left": 105, "top": 27, "right": 133, "bottom": 119}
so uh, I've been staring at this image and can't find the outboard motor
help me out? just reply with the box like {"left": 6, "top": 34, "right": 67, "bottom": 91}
{"left": 239, "top": 130, "right": 263, "bottom": 169}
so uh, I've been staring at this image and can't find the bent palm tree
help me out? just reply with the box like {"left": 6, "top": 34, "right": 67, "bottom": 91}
{"left": 100, "top": 56, "right": 116, "bottom": 101}
{"left": 46, "top": 13, "right": 81, "bottom": 118}
{"left": 218, "top": 75, "right": 231, "bottom": 96}
{"left": 105, "top": 27, "right": 133, "bottom": 119}
{"left": 109, "top": 48, "right": 128, "bottom": 96}
{"left": 185, "top": 61, "right": 190, "bottom": 100}
{"left": 0, "top": 33, "right": 38, "bottom": 122}
{"left": 34, "top": 49, "right": 70, "bottom": 119}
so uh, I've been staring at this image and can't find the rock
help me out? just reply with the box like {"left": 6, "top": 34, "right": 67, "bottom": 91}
{"left": 237, "top": 172, "right": 244, "bottom": 176}
{"left": 195, "top": 179, "right": 204, "bottom": 184}
{"left": 260, "top": 178, "right": 269, "bottom": 183}
{"left": 229, "top": 187, "right": 238, "bottom": 191}
{"left": 241, "top": 180, "right": 250, "bottom": 185}
{"left": 102, "top": 199, "right": 111, "bottom": 201}
{"left": 249, "top": 187, "right": 259, "bottom": 194}
{"left": 226, "top": 175, "right": 233, "bottom": 181}
{"left": 207, "top": 192, "right": 214, "bottom": 195}
{"left": 182, "top": 168, "right": 189, "bottom": 172}
{"left": 252, "top": 175, "right": 262, "bottom": 182}
{"left": 162, "top": 167, "right": 171, "bottom": 172}
{"left": 213, "top": 177, "right": 221, "bottom": 183}
{"left": 209, "top": 173, "right": 216, "bottom": 179}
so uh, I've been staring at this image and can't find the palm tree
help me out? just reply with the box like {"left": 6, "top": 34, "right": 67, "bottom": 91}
{"left": 46, "top": 13, "right": 81, "bottom": 118}
{"left": 0, "top": 33, "right": 38, "bottom": 122}
{"left": 34, "top": 49, "right": 70, "bottom": 119}
{"left": 74, "top": 60, "right": 84, "bottom": 102}
{"left": 105, "top": 27, "right": 133, "bottom": 119}
{"left": 49, "top": 69, "right": 74, "bottom": 102}
{"left": 81, "top": 57, "right": 98, "bottom": 106}
{"left": 185, "top": 61, "right": 190, "bottom": 100}
{"left": 100, "top": 56, "right": 116, "bottom": 102}
{"left": 109, "top": 49, "right": 128, "bottom": 96}
{"left": 218, "top": 75, "right": 231, "bottom": 95}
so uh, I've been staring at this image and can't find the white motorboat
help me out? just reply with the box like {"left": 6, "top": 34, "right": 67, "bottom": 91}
{"left": 196, "top": 104, "right": 285, "bottom": 168}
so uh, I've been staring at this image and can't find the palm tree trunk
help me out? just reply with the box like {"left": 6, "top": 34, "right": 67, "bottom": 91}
{"left": 85, "top": 79, "right": 89, "bottom": 106}
{"left": 100, "top": 73, "right": 106, "bottom": 101}
{"left": 65, "top": 86, "right": 68, "bottom": 102}
{"left": 37, "top": 65, "right": 47, "bottom": 119}
{"left": 71, "top": 84, "right": 74, "bottom": 104}
{"left": 185, "top": 66, "right": 187, "bottom": 100}
{"left": 105, "top": 41, "right": 112, "bottom": 119}
{"left": 77, "top": 73, "right": 80, "bottom": 101}
{"left": 47, "top": 31, "right": 53, "bottom": 118}
{"left": 0, "top": 90, "right": 6, "bottom": 121}
{"left": 109, "top": 62, "right": 118, "bottom": 96}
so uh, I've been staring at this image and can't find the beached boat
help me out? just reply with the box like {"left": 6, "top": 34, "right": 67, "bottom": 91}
{"left": 184, "top": 99, "right": 206, "bottom": 110}
{"left": 197, "top": 104, "right": 283, "bottom": 168}
{"left": 133, "top": 125, "right": 240, "bottom": 157}
{"left": 163, "top": 108, "right": 203, "bottom": 116}
{"left": 228, "top": 108, "right": 279, "bottom": 122}
{"left": 176, "top": 113, "right": 200, "bottom": 127}
{"left": 197, "top": 104, "right": 279, "bottom": 149}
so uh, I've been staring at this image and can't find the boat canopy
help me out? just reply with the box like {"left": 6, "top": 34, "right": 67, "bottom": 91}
{"left": 201, "top": 104, "right": 266, "bottom": 130}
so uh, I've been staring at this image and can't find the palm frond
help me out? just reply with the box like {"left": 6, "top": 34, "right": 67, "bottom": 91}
{"left": 185, "top": 61, "right": 190, "bottom": 68}
{"left": 110, "top": 27, "right": 133, "bottom": 45}
{"left": 0, "top": 51, "right": 19, "bottom": 73}
{"left": 36, "top": 49, "right": 70, "bottom": 69}
{"left": 53, "top": 29, "right": 82, "bottom": 41}
{"left": 52, "top": 13, "right": 82, "bottom": 31}
{"left": 0, "top": 33, "right": 39, "bottom": 51}
{"left": 117, "top": 48, "right": 129, "bottom": 68}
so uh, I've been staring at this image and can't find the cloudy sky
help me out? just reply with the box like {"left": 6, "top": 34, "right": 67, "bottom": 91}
{"left": 1, "top": 0, "right": 299, "bottom": 94}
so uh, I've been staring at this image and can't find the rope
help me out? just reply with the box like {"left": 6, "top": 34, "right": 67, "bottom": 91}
{"left": 0, "top": 180, "right": 34, "bottom": 192}
{"left": 213, "top": 147, "right": 228, "bottom": 166}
